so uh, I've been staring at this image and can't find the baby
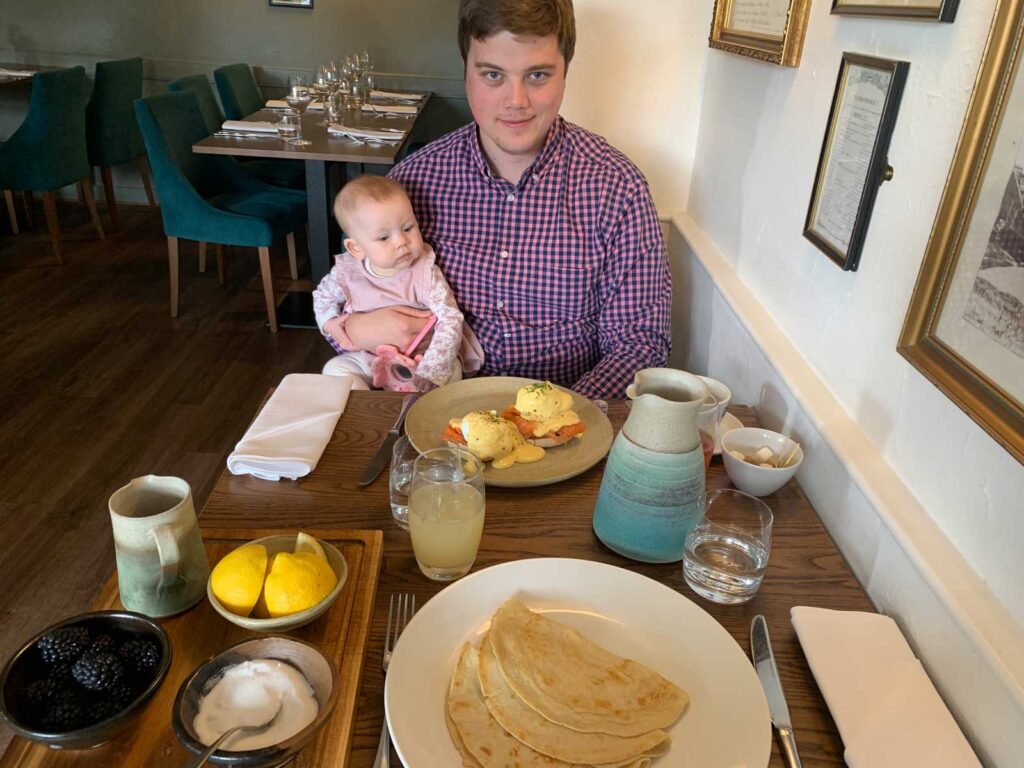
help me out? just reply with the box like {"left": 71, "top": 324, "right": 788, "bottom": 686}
{"left": 313, "top": 175, "right": 482, "bottom": 391}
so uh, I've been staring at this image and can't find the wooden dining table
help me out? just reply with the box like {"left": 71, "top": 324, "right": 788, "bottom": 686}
{"left": 192, "top": 93, "right": 430, "bottom": 327}
{"left": 195, "top": 390, "right": 874, "bottom": 768}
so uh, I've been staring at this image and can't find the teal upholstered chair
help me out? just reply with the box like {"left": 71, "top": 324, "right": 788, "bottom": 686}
{"left": 214, "top": 63, "right": 264, "bottom": 121}
{"left": 134, "top": 91, "right": 307, "bottom": 332}
{"left": 0, "top": 66, "right": 104, "bottom": 263}
{"left": 86, "top": 57, "right": 156, "bottom": 231}
{"left": 168, "top": 74, "right": 304, "bottom": 191}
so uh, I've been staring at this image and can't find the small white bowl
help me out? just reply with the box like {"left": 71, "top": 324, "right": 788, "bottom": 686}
{"left": 697, "top": 376, "right": 733, "bottom": 424}
{"left": 721, "top": 427, "right": 803, "bottom": 498}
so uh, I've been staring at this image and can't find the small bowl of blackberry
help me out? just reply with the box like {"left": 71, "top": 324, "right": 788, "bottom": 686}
{"left": 0, "top": 611, "right": 171, "bottom": 749}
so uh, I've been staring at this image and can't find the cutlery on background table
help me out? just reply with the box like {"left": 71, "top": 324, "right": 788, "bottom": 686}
{"left": 358, "top": 393, "right": 418, "bottom": 486}
{"left": 751, "top": 615, "right": 803, "bottom": 768}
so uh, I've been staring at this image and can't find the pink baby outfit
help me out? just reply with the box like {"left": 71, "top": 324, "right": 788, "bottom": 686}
{"left": 313, "top": 246, "right": 483, "bottom": 390}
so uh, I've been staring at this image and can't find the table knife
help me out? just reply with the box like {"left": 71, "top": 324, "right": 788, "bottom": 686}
{"left": 358, "top": 393, "right": 418, "bottom": 487}
{"left": 751, "top": 615, "right": 803, "bottom": 768}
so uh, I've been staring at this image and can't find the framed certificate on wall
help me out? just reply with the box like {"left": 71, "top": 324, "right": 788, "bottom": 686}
{"left": 832, "top": 0, "right": 959, "bottom": 22}
{"left": 709, "top": 0, "right": 812, "bottom": 67}
{"left": 804, "top": 53, "right": 910, "bottom": 271}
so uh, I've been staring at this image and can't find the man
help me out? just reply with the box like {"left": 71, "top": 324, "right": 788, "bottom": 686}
{"left": 342, "top": 0, "right": 671, "bottom": 398}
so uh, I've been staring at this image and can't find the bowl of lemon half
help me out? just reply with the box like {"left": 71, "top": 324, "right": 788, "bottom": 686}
{"left": 207, "top": 533, "right": 348, "bottom": 632}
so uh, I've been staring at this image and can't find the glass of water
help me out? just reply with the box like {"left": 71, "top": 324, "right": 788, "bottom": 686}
{"left": 408, "top": 447, "right": 485, "bottom": 582}
{"left": 683, "top": 489, "right": 772, "bottom": 604}
{"left": 389, "top": 434, "right": 429, "bottom": 529}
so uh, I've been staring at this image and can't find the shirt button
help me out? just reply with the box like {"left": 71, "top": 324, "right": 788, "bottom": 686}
{"left": 506, "top": 193, "right": 515, "bottom": 202}
{"left": 499, "top": 250, "right": 509, "bottom": 259}
{"left": 503, "top": 332, "right": 511, "bottom": 338}
{"left": 496, "top": 300, "right": 505, "bottom": 309}
{"left": 532, "top": 174, "right": 539, "bottom": 182}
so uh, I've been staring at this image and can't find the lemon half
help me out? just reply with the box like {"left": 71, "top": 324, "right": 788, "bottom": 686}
{"left": 210, "top": 544, "right": 268, "bottom": 617}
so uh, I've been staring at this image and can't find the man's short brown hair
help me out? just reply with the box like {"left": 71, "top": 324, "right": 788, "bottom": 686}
{"left": 333, "top": 175, "right": 409, "bottom": 234}
{"left": 458, "top": 0, "right": 576, "bottom": 68}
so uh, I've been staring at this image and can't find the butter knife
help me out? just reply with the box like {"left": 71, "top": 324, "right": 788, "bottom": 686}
{"left": 358, "top": 393, "right": 418, "bottom": 486}
{"left": 751, "top": 615, "right": 803, "bottom": 768}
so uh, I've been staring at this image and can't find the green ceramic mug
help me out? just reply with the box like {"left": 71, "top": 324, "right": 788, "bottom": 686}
{"left": 108, "top": 475, "right": 210, "bottom": 617}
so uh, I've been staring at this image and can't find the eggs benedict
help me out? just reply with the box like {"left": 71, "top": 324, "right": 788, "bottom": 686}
{"left": 442, "top": 410, "right": 545, "bottom": 469}
{"left": 501, "top": 381, "right": 586, "bottom": 447}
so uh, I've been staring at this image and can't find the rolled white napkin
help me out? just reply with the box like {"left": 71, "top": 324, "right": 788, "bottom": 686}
{"left": 227, "top": 374, "right": 352, "bottom": 481}
{"left": 791, "top": 607, "right": 981, "bottom": 768}
{"left": 361, "top": 102, "right": 417, "bottom": 115}
{"left": 265, "top": 98, "right": 324, "bottom": 110}
{"left": 370, "top": 89, "right": 420, "bottom": 102}
{"left": 0, "top": 68, "right": 35, "bottom": 78}
{"left": 221, "top": 120, "right": 280, "bottom": 134}
{"left": 328, "top": 123, "right": 405, "bottom": 143}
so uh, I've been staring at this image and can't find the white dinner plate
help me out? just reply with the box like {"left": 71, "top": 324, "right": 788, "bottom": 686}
{"left": 715, "top": 411, "right": 744, "bottom": 455}
{"left": 385, "top": 558, "right": 771, "bottom": 768}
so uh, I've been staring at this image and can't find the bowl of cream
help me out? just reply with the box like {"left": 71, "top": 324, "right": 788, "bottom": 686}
{"left": 172, "top": 636, "right": 338, "bottom": 766}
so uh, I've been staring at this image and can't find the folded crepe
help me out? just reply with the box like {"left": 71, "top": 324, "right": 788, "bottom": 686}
{"left": 447, "top": 644, "right": 651, "bottom": 768}
{"left": 488, "top": 599, "right": 689, "bottom": 737}
{"left": 226, "top": 374, "right": 351, "bottom": 481}
{"left": 478, "top": 633, "right": 670, "bottom": 764}
{"left": 221, "top": 120, "right": 279, "bottom": 134}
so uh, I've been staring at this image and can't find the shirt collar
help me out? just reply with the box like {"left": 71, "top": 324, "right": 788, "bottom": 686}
{"left": 467, "top": 117, "right": 565, "bottom": 189}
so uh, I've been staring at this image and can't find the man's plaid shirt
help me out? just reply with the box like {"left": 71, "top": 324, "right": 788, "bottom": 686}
{"left": 388, "top": 117, "right": 671, "bottom": 399}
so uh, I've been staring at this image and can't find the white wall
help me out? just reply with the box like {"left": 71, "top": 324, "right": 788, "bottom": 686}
{"left": 678, "top": 0, "right": 1024, "bottom": 764}
{"left": 560, "top": 0, "right": 709, "bottom": 212}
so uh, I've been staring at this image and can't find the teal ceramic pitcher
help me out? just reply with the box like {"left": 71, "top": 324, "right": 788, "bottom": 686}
{"left": 593, "top": 368, "right": 708, "bottom": 563}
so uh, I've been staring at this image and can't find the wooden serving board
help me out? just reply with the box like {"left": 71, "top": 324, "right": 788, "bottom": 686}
{"left": 0, "top": 528, "right": 383, "bottom": 768}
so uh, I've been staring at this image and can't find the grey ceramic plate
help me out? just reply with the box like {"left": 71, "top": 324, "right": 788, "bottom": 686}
{"left": 404, "top": 377, "right": 614, "bottom": 487}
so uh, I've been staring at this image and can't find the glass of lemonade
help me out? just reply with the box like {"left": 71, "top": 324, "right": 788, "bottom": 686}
{"left": 408, "top": 447, "right": 485, "bottom": 581}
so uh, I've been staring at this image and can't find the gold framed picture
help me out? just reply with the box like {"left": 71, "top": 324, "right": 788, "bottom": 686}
{"left": 804, "top": 53, "right": 910, "bottom": 271}
{"left": 709, "top": 0, "right": 811, "bottom": 67}
{"left": 832, "top": 0, "right": 959, "bottom": 22}
{"left": 899, "top": 0, "right": 1024, "bottom": 465}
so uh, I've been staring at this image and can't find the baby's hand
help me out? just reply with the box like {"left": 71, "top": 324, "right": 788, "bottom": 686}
{"left": 323, "top": 316, "right": 350, "bottom": 348}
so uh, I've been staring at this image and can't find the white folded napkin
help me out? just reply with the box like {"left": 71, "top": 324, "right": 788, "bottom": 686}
{"left": 221, "top": 120, "right": 280, "bottom": 134}
{"left": 362, "top": 102, "right": 417, "bottom": 115}
{"left": 226, "top": 374, "right": 352, "bottom": 481}
{"left": 370, "top": 89, "right": 420, "bottom": 102}
{"left": 791, "top": 607, "right": 981, "bottom": 768}
{"left": 265, "top": 99, "right": 324, "bottom": 110}
{"left": 0, "top": 68, "right": 34, "bottom": 78}
{"left": 328, "top": 123, "right": 405, "bottom": 142}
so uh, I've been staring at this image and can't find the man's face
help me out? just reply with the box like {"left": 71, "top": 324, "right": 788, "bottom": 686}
{"left": 465, "top": 31, "right": 567, "bottom": 168}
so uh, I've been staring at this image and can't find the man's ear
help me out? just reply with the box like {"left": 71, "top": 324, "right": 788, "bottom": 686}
{"left": 344, "top": 237, "right": 364, "bottom": 259}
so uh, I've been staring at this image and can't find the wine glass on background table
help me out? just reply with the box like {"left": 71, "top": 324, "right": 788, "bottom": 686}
{"left": 285, "top": 75, "right": 312, "bottom": 146}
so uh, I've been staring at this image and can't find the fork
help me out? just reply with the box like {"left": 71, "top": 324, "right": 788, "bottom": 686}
{"left": 374, "top": 593, "right": 417, "bottom": 768}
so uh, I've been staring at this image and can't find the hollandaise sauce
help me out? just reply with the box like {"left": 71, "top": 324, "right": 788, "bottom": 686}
{"left": 455, "top": 411, "right": 545, "bottom": 469}
{"left": 514, "top": 382, "right": 581, "bottom": 438}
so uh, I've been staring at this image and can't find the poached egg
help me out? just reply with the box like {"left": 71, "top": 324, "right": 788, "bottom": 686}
{"left": 448, "top": 410, "right": 545, "bottom": 469}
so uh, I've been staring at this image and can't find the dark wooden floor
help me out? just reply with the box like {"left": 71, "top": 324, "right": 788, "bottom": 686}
{"left": 0, "top": 200, "right": 333, "bottom": 752}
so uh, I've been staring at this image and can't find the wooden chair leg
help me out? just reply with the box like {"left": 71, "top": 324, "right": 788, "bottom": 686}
{"left": 3, "top": 190, "right": 17, "bottom": 234}
{"left": 198, "top": 241, "right": 207, "bottom": 273}
{"left": 216, "top": 245, "right": 225, "bottom": 286}
{"left": 286, "top": 232, "right": 298, "bottom": 280}
{"left": 100, "top": 167, "right": 119, "bottom": 233}
{"left": 22, "top": 191, "right": 33, "bottom": 228}
{"left": 168, "top": 236, "right": 180, "bottom": 318}
{"left": 40, "top": 192, "right": 62, "bottom": 265}
{"left": 79, "top": 178, "right": 105, "bottom": 241}
{"left": 258, "top": 246, "right": 278, "bottom": 333}
{"left": 137, "top": 156, "right": 157, "bottom": 209}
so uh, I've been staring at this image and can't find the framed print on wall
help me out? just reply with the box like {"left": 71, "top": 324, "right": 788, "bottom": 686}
{"left": 899, "top": 0, "right": 1024, "bottom": 465}
{"left": 709, "top": 0, "right": 812, "bottom": 67}
{"left": 832, "top": 0, "right": 960, "bottom": 22}
{"left": 804, "top": 53, "right": 910, "bottom": 271}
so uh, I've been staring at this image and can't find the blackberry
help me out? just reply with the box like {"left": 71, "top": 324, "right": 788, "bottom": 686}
{"left": 103, "top": 682, "right": 135, "bottom": 708}
{"left": 117, "top": 639, "right": 161, "bottom": 674}
{"left": 36, "top": 627, "right": 90, "bottom": 663}
{"left": 88, "top": 634, "right": 117, "bottom": 654}
{"left": 23, "top": 678, "right": 61, "bottom": 709}
{"left": 46, "top": 662, "right": 75, "bottom": 686}
{"left": 85, "top": 682, "right": 135, "bottom": 725}
{"left": 71, "top": 652, "right": 124, "bottom": 692}
{"left": 39, "top": 690, "right": 85, "bottom": 732}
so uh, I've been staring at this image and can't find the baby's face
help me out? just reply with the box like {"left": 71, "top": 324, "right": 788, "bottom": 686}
{"left": 347, "top": 194, "right": 425, "bottom": 274}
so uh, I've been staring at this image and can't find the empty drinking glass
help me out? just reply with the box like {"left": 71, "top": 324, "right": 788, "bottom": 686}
{"left": 276, "top": 113, "right": 299, "bottom": 140}
{"left": 408, "top": 447, "right": 485, "bottom": 582}
{"left": 389, "top": 434, "right": 429, "bottom": 529}
{"left": 683, "top": 489, "right": 772, "bottom": 604}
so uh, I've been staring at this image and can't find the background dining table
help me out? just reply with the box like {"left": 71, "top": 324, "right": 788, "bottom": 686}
{"left": 197, "top": 390, "right": 875, "bottom": 768}
{"left": 192, "top": 94, "right": 431, "bottom": 328}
